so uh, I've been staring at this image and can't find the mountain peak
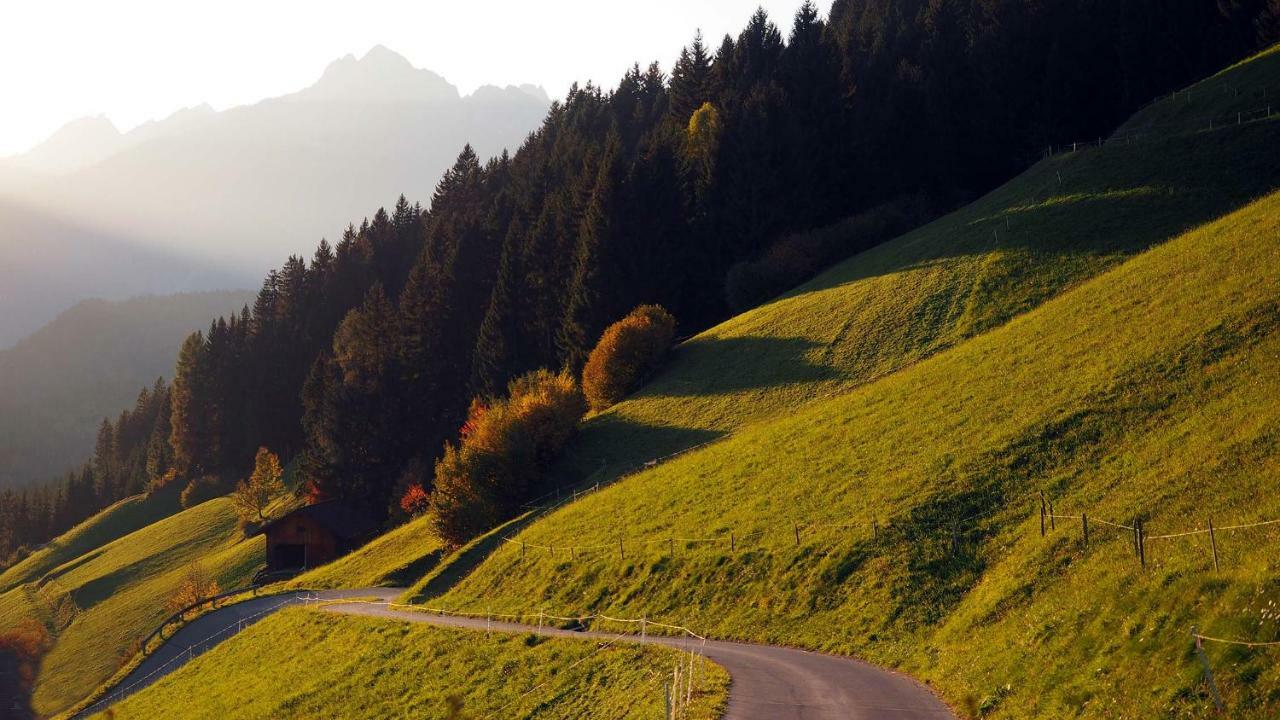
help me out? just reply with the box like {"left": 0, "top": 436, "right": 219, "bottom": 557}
{"left": 308, "top": 46, "right": 457, "bottom": 103}
{"left": 4, "top": 115, "right": 123, "bottom": 174}
{"left": 361, "top": 44, "right": 413, "bottom": 69}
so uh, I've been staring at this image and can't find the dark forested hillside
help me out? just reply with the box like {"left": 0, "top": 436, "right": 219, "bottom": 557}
{"left": 0, "top": 291, "right": 253, "bottom": 488}
{"left": 5, "top": 0, "right": 1274, "bottom": 560}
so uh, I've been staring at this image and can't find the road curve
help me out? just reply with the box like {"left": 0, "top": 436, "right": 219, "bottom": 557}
{"left": 76, "top": 588, "right": 401, "bottom": 717}
{"left": 83, "top": 589, "right": 955, "bottom": 719}
{"left": 325, "top": 600, "right": 955, "bottom": 720}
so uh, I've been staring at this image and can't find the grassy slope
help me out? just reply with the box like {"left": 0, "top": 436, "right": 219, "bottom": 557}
{"left": 95, "top": 608, "right": 728, "bottom": 720}
{"left": 0, "top": 485, "right": 182, "bottom": 595}
{"left": 1, "top": 494, "right": 263, "bottom": 716}
{"left": 420, "top": 51, "right": 1280, "bottom": 718}
{"left": 1118, "top": 44, "right": 1280, "bottom": 137}
{"left": 287, "top": 512, "right": 444, "bottom": 590}
{"left": 553, "top": 49, "right": 1280, "bottom": 490}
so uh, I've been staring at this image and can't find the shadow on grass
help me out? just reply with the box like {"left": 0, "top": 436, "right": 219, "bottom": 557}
{"left": 384, "top": 548, "right": 445, "bottom": 587}
{"left": 406, "top": 512, "right": 545, "bottom": 604}
{"left": 637, "top": 335, "right": 836, "bottom": 398}
{"left": 550, "top": 418, "right": 725, "bottom": 493}
{"left": 780, "top": 121, "right": 1280, "bottom": 305}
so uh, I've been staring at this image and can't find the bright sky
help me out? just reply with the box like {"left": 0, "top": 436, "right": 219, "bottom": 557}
{"left": 0, "top": 0, "right": 812, "bottom": 156}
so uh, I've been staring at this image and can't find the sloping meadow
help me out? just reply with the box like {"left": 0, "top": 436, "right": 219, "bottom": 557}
{"left": 425, "top": 56, "right": 1280, "bottom": 718}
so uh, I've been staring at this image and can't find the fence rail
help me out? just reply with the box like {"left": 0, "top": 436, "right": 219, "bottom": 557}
{"left": 78, "top": 592, "right": 322, "bottom": 717}
{"left": 320, "top": 597, "right": 710, "bottom": 720}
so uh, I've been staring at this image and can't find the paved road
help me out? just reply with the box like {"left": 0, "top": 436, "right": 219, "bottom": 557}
{"left": 77, "top": 588, "right": 401, "bottom": 717}
{"left": 85, "top": 589, "right": 955, "bottom": 719}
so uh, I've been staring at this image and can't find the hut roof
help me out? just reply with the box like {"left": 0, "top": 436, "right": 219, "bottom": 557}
{"left": 259, "top": 501, "right": 381, "bottom": 540}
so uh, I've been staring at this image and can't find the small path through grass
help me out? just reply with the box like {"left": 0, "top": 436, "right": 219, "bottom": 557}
{"left": 84, "top": 589, "right": 955, "bottom": 720}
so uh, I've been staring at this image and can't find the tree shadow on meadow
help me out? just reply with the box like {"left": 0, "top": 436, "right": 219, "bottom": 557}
{"left": 638, "top": 334, "right": 836, "bottom": 399}
{"left": 782, "top": 120, "right": 1280, "bottom": 304}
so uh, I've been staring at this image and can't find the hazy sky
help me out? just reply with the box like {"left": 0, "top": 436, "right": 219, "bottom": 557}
{"left": 0, "top": 0, "right": 812, "bottom": 156}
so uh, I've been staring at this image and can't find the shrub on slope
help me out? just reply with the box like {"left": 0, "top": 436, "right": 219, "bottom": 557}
{"left": 582, "top": 305, "right": 677, "bottom": 411}
{"left": 429, "top": 369, "right": 586, "bottom": 545}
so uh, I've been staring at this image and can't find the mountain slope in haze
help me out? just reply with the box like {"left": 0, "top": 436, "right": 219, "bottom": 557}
{"left": 0, "top": 290, "right": 254, "bottom": 488}
{"left": 0, "top": 45, "right": 550, "bottom": 272}
{"left": 0, "top": 199, "right": 252, "bottom": 347}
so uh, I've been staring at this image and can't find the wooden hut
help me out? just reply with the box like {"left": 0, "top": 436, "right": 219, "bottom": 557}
{"left": 259, "top": 501, "right": 379, "bottom": 572}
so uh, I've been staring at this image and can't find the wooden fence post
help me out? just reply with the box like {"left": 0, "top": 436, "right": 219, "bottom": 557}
{"left": 1208, "top": 518, "right": 1220, "bottom": 572}
{"left": 730, "top": 533, "right": 735, "bottom": 553}
{"left": 872, "top": 521, "right": 878, "bottom": 541}
{"left": 619, "top": 537, "right": 625, "bottom": 561}
{"left": 1192, "top": 626, "right": 1226, "bottom": 713}
{"left": 794, "top": 524, "right": 801, "bottom": 546}
{"left": 1039, "top": 495, "right": 1046, "bottom": 537}
{"left": 521, "top": 541, "right": 526, "bottom": 560}
{"left": 669, "top": 538, "right": 675, "bottom": 556}
{"left": 1141, "top": 517, "right": 1152, "bottom": 568}
{"left": 1082, "top": 513, "right": 1089, "bottom": 548}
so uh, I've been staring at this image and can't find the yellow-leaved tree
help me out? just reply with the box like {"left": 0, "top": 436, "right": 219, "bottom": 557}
{"left": 232, "top": 447, "right": 285, "bottom": 524}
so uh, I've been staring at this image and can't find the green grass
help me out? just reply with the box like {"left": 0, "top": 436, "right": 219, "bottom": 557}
{"left": 403, "top": 50, "right": 1280, "bottom": 719}
{"left": 94, "top": 608, "right": 728, "bottom": 720}
{"left": 0, "top": 484, "right": 183, "bottom": 595}
{"left": 287, "top": 512, "right": 444, "bottom": 589}
{"left": 0, "top": 494, "right": 264, "bottom": 716}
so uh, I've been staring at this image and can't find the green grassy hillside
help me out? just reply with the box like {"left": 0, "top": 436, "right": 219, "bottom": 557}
{"left": 0, "top": 485, "right": 182, "bottom": 595}
{"left": 405, "top": 50, "right": 1280, "bottom": 718}
{"left": 0, "top": 494, "right": 263, "bottom": 716}
{"left": 553, "top": 51, "right": 1280, "bottom": 490}
{"left": 433, "top": 172, "right": 1280, "bottom": 718}
{"left": 94, "top": 608, "right": 728, "bottom": 720}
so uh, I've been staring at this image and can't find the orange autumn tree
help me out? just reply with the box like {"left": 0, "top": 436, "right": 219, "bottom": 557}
{"left": 429, "top": 369, "right": 586, "bottom": 545}
{"left": 581, "top": 305, "right": 676, "bottom": 412}
{"left": 167, "top": 561, "right": 222, "bottom": 617}
{"left": 0, "top": 617, "right": 52, "bottom": 713}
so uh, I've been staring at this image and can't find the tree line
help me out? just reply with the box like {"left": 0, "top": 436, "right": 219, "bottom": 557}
{"left": 3, "top": 0, "right": 1276, "bottom": 561}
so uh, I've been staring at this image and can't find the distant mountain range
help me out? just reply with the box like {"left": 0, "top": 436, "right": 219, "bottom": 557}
{"left": 0, "top": 290, "right": 256, "bottom": 488}
{"left": 0, "top": 45, "right": 549, "bottom": 346}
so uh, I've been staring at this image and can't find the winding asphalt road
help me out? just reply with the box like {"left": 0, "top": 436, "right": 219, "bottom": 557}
{"left": 83, "top": 588, "right": 955, "bottom": 719}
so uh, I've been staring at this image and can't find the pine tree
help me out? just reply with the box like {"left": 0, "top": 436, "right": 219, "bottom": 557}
{"left": 170, "top": 331, "right": 211, "bottom": 477}
{"left": 91, "top": 418, "right": 116, "bottom": 503}
{"left": 670, "top": 31, "right": 713, "bottom": 123}
{"left": 557, "top": 133, "right": 624, "bottom": 368}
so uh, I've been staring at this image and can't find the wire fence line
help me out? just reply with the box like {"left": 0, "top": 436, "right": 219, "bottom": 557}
{"left": 1045, "top": 101, "right": 1277, "bottom": 157}
{"left": 496, "top": 482, "right": 1280, "bottom": 575}
{"left": 519, "top": 438, "right": 725, "bottom": 514}
{"left": 77, "top": 592, "right": 322, "bottom": 717}
{"left": 320, "top": 597, "right": 711, "bottom": 720}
